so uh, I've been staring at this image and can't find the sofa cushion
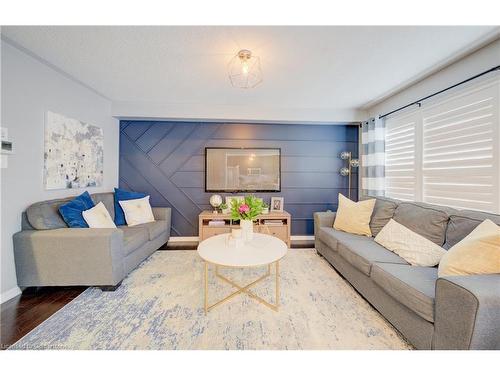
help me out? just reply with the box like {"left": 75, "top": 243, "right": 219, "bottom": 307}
{"left": 317, "top": 227, "right": 340, "bottom": 251}
{"left": 26, "top": 197, "right": 73, "bottom": 230}
{"left": 336, "top": 233, "right": 408, "bottom": 276}
{"left": 26, "top": 192, "right": 115, "bottom": 230}
{"left": 393, "top": 202, "right": 451, "bottom": 246}
{"left": 362, "top": 196, "right": 399, "bottom": 237}
{"left": 120, "top": 226, "right": 149, "bottom": 255}
{"left": 444, "top": 210, "right": 500, "bottom": 249}
{"left": 134, "top": 220, "right": 168, "bottom": 241}
{"left": 371, "top": 263, "right": 438, "bottom": 323}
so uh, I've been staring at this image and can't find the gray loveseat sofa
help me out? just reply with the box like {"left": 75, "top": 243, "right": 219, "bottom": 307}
{"left": 314, "top": 196, "right": 500, "bottom": 350}
{"left": 13, "top": 192, "right": 171, "bottom": 290}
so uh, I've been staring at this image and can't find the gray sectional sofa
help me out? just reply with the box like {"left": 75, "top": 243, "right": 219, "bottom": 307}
{"left": 13, "top": 192, "right": 171, "bottom": 290}
{"left": 314, "top": 196, "right": 500, "bottom": 350}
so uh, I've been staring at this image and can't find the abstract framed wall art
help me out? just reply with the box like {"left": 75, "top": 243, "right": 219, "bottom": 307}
{"left": 44, "top": 111, "right": 103, "bottom": 190}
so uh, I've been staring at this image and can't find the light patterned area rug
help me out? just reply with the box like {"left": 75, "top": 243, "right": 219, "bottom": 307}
{"left": 11, "top": 250, "right": 412, "bottom": 350}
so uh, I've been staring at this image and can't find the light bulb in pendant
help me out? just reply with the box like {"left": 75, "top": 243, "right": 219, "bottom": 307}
{"left": 242, "top": 61, "right": 249, "bottom": 75}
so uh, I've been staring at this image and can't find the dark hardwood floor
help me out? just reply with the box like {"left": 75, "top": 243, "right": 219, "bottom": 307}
{"left": 1, "top": 241, "right": 314, "bottom": 350}
{"left": 0, "top": 286, "right": 85, "bottom": 349}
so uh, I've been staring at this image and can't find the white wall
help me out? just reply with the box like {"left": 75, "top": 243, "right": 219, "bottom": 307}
{"left": 366, "top": 38, "right": 500, "bottom": 117}
{"left": 0, "top": 40, "right": 119, "bottom": 303}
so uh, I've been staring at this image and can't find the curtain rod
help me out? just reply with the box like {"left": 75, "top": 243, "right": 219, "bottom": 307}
{"left": 378, "top": 65, "right": 500, "bottom": 119}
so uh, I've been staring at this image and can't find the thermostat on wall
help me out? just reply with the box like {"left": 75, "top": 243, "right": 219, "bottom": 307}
{"left": 1, "top": 127, "right": 13, "bottom": 154}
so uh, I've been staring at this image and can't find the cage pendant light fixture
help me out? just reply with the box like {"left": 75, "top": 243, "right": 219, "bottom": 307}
{"left": 228, "top": 49, "right": 263, "bottom": 89}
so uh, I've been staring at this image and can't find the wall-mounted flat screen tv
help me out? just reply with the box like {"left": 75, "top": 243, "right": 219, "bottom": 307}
{"left": 205, "top": 147, "right": 281, "bottom": 192}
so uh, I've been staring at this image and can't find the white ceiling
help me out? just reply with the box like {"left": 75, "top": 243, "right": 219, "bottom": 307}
{"left": 2, "top": 26, "right": 498, "bottom": 112}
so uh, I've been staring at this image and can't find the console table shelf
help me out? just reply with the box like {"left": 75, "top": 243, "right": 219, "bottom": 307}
{"left": 198, "top": 210, "right": 291, "bottom": 247}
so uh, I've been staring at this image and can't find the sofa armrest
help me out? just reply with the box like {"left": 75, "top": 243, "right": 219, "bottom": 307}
{"left": 433, "top": 274, "right": 500, "bottom": 349}
{"left": 13, "top": 228, "right": 125, "bottom": 287}
{"left": 313, "top": 211, "right": 336, "bottom": 237}
{"left": 152, "top": 207, "right": 171, "bottom": 221}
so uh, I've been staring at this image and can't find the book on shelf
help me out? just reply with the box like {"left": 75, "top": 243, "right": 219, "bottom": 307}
{"left": 263, "top": 219, "right": 284, "bottom": 226}
{"left": 208, "top": 220, "right": 226, "bottom": 226}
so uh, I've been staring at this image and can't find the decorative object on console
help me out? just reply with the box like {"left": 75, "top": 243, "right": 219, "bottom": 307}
{"left": 44, "top": 111, "right": 103, "bottom": 190}
{"left": 58, "top": 191, "right": 95, "bottom": 228}
{"left": 209, "top": 194, "right": 223, "bottom": 213}
{"left": 119, "top": 196, "right": 155, "bottom": 226}
{"left": 333, "top": 193, "right": 375, "bottom": 237}
{"left": 229, "top": 195, "right": 264, "bottom": 241}
{"left": 339, "top": 151, "right": 359, "bottom": 199}
{"left": 82, "top": 202, "right": 116, "bottom": 229}
{"left": 227, "top": 49, "right": 263, "bottom": 89}
{"left": 113, "top": 188, "right": 147, "bottom": 225}
{"left": 270, "top": 197, "right": 284, "bottom": 212}
{"left": 262, "top": 201, "right": 269, "bottom": 214}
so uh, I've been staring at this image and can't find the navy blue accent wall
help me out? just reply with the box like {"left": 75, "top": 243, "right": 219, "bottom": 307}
{"left": 119, "top": 121, "right": 358, "bottom": 236}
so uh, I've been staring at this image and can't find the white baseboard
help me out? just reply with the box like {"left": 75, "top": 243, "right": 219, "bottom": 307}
{"left": 291, "top": 235, "right": 314, "bottom": 241}
{"left": 168, "top": 235, "right": 315, "bottom": 242}
{"left": 0, "top": 286, "right": 21, "bottom": 304}
{"left": 169, "top": 236, "right": 200, "bottom": 242}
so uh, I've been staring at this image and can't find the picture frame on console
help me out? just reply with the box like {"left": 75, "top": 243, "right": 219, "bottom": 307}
{"left": 270, "top": 197, "right": 284, "bottom": 212}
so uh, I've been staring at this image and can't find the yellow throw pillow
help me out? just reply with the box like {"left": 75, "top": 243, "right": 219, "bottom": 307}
{"left": 438, "top": 219, "right": 500, "bottom": 277}
{"left": 333, "top": 194, "right": 376, "bottom": 236}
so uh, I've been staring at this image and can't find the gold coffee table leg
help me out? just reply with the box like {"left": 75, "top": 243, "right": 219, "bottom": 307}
{"left": 276, "top": 260, "right": 280, "bottom": 308}
{"left": 204, "top": 261, "right": 281, "bottom": 312}
{"left": 204, "top": 262, "right": 208, "bottom": 314}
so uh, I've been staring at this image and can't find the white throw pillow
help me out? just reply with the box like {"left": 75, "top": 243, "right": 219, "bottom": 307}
{"left": 374, "top": 219, "right": 446, "bottom": 266}
{"left": 119, "top": 195, "right": 155, "bottom": 226}
{"left": 82, "top": 202, "right": 117, "bottom": 229}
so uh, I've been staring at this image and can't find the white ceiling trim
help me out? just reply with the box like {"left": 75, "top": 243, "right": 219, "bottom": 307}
{"left": 112, "top": 100, "right": 366, "bottom": 124}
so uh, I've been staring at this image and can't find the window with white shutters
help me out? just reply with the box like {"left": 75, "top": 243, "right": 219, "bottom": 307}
{"left": 384, "top": 110, "right": 420, "bottom": 201}
{"left": 421, "top": 81, "right": 499, "bottom": 212}
{"left": 383, "top": 76, "right": 500, "bottom": 213}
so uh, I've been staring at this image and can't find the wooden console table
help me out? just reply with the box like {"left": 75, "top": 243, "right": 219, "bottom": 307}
{"left": 198, "top": 210, "right": 291, "bottom": 247}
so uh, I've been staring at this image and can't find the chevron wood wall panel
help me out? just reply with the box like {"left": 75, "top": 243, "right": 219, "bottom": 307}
{"left": 119, "top": 121, "right": 359, "bottom": 236}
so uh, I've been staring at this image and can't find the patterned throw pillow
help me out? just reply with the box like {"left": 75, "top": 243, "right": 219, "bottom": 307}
{"left": 375, "top": 219, "right": 446, "bottom": 266}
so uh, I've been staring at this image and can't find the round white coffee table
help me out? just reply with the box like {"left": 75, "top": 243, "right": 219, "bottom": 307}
{"left": 197, "top": 233, "right": 287, "bottom": 313}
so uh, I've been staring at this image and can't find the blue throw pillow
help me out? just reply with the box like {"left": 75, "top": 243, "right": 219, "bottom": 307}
{"left": 58, "top": 191, "right": 95, "bottom": 228}
{"left": 114, "top": 187, "right": 147, "bottom": 225}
